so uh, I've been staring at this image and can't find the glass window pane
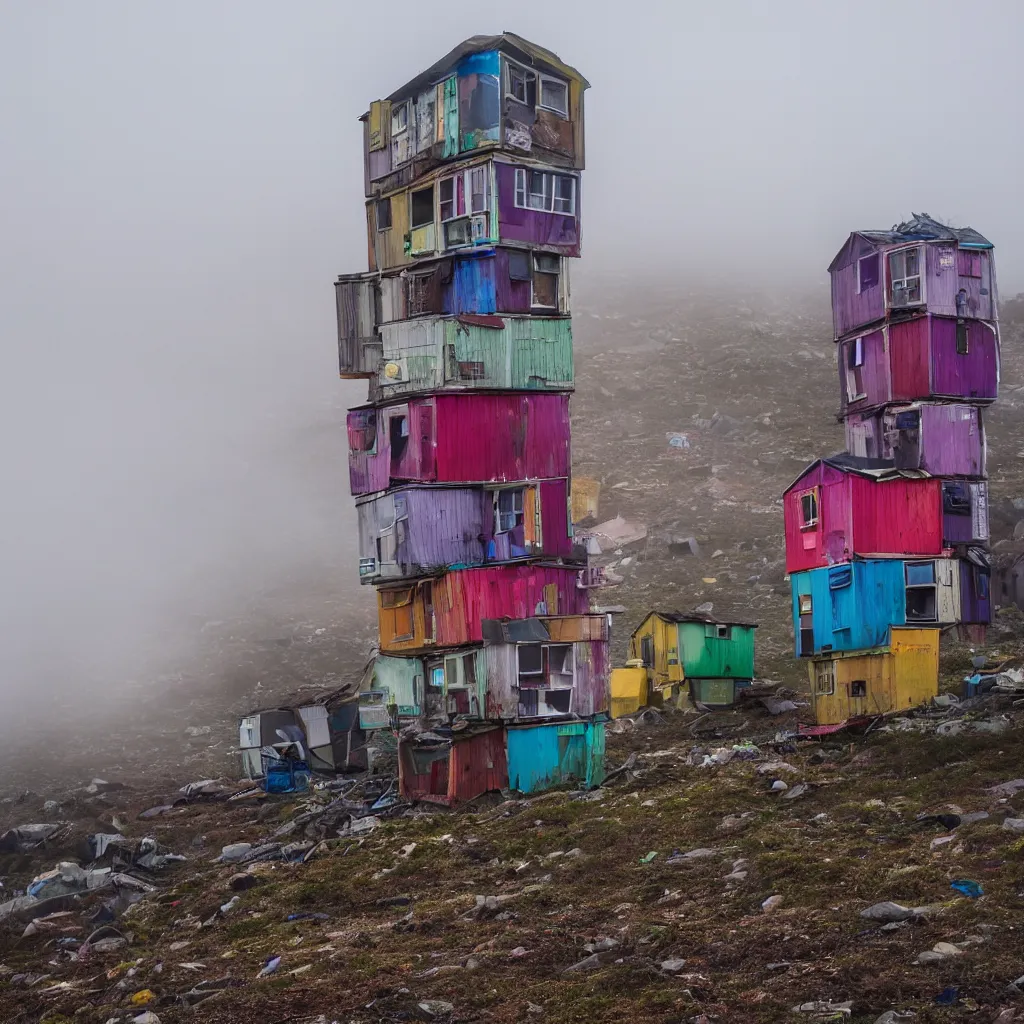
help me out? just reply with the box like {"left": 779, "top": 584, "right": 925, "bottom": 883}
{"left": 905, "top": 562, "right": 936, "bottom": 586}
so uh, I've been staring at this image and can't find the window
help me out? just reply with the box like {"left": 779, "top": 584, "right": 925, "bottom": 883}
{"left": 389, "top": 414, "right": 409, "bottom": 465}
{"left": 956, "top": 320, "right": 969, "bottom": 354}
{"left": 905, "top": 561, "right": 938, "bottom": 622}
{"left": 494, "top": 488, "right": 525, "bottom": 534}
{"left": 513, "top": 168, "right": 576, "bottom": 216}
{"left": 532, "top": 253, "right": 560, "bottom": 309}
{"left": 410, "top": 186, "right": 434, "bottom": 228}
{"left": 375, "top": 198, "right": 392, "bottom": 231}
{"left": 539, "top": 75, "right": 568, "bottom": 117}
{"left": 468, "top": 167, "right": 489, "bottom": 214}
{"left": 505, "top": 61, "right": 536, "bottom": 106}
{"left": 889, "top": 247, "right": 924, "bottom": 307}
{"left": 517, "top": 643, "right": 544, "bottom": 682}
{"left": 957, "top": 249, "right": 982, "bottom": 278}
{"left": 347, "top": 410, "right": 377, "bottom": 453}
{"left": 799, "top": 489, "right": 819, "bottom": 528}
{"left": 548, "top": 644, "right": 574, "bottom": 686}
{"left": 705, "top": 623, "right": 732, "bottom": 640}
{"left": 640, "top": 635, "right": 654, "bottom": 667}
{"left": 391, "top": 101, "right": 409, "bottom": 136}
{"left": 942, "top": 481, "right": 971, "bottom": 516}
{"left": 381, "top": 587, "right": 414, "bottom": 639}
{"left": 850, "top": 680, "right": 867, "bottom": 697}
{"left": 857, "top": 253, "right": 880, "bottom": 292}
{"left": 814, "top": 663, "right": 835, "bottom": 696}
{"left": 439, "top": 178, "right": 456, "bottom": 222}
{"left": 798, "top": 594, "right": 813, "bottom": 615}
{"left": 508, "top": 250, "right": 531, "bottom": 282}
{"left": 379, "top": 588, "right": 412, "bottom": 610}
{"left": 845, "top": 337, "right": 865, "bottom": 402}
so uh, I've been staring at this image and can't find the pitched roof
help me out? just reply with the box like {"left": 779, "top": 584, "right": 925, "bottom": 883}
{"left": 828, "top": 213, "right": 994, "bottom": 270}
{"left": 384, "top": 32, "right": 589, "bottom": 104}
{"left": 786, "top": 453, "right": 931, "bottom": 491}
{"left": 643, "top": 610, "right": 759, "bottom": 629}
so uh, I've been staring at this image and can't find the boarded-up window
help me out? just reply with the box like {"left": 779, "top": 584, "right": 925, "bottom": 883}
{"left": 814, "top": 663, "right": 835, "bottom": 695}
{"left": 957, "top": 250, "right": 982, "bottom": 277}
{"left": 381, "top": 587, "right": 415, "bottom": 639}
{"left": 408, "top": 269, "right": 440, "bottom": 315}
{"left": 458, "top": 360, "right": 486, "bottom": 380}
{"left": 532, "top": 254, "right": 560, "bottom": 309}
{"left": 347, "top": 409, "right": 377, "bottom": 452}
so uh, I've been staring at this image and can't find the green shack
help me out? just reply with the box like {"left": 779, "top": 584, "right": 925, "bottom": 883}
{"left": 630, "top": 611, "right": 758, "bottom": 708}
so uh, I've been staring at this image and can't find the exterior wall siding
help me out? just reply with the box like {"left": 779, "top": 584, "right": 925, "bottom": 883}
{"left": 494, "top": 161, "right": 581, "bottom": 256}
{"left": 376, "top": 314, "right": 574, "bottom": 398}
{"left": 784, "top": 464, "right": 942, "bottom": 573}
{"left": 676, "top": 621, "right": 755, "bottom": 678}
{"left": 348, "top": 393, "right": 571, "bottom": 496}
{"left": 506, "top": 719, "right": 605, "bottom": 793}
{"left": 356, "top": 480, "right": 574, "bottom": 584}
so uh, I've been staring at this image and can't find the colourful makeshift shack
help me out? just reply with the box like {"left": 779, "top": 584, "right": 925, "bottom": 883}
{"left": 628, "top": 611, "right": 757, "bottom": 708}
{"left": 828, "top": 214, "right": 997, "bottom": 341}
{"left": 506, "top": 719, "right": 605, "bottom": 793}
{"left": 376, "top": 564, "right": 588, "bottom": 653}
{"left": 356, "top": 478, "right": 574, "bottom": 584}
{"left": 807, "top": 627, "right": 940, "bottom": 726}
{"left": 783, "top": 455, "right": 943, "bottom": 574}
{"left": 844, "top": 402, "right": 986, "bottom": 478}
{"left": 398, "top": 726, "right": 508, "bottom": 805}
{"left": 347, "top": 392, "right": 570, "bottom": 496}
{"left": 791, "top": 556, "right": 987, "bottom": 657}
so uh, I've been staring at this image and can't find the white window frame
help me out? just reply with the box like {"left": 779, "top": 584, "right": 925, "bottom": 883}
{"left": 438, "top": 176, "right": 457, "bottom": 223}
{"left": 889, "top": 245, "right": 926, "bottom": 308}
{"left": 538, "top": 74, "right": 568, "bottom": 117}
{"left": 798, "top": 594, "right": 813, "bottom": 615}
{"left": 391, "top": 100, "right": 410, "bottom": 136}
{"left": 530, "top": 253, "right": 560, "bottom": 309}
{"left": 516, "top": 642, "right": 545, "bottom": 679}
{"left": 513, "top": 167, "right": 576, "bottom": 218}
{"left": 494, "top": 487, "right": 525, "bottom": 535}
{"left": 704, "top": 623, "right": 732, "bottom": 640}
{"left": 905, "top": 560, "right": 938, "bottom": 622}
{"left": 505, "top": 60, "right": 536, "bottom": 105}
{"left": 846, "top": 337, "right": 866, "bottom": 402}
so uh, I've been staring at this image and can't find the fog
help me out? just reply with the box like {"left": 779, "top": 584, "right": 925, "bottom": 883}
{"left": 1, "top": 1, "right": 1021, "bottom": 728}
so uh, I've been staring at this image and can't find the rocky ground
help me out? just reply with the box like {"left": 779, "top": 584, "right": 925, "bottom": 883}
{"left": 2, "top": 282, "right": 1024, "bottom": 1022}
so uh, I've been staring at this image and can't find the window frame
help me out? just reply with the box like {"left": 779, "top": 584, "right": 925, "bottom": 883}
{"left": 513, "top": 167, "right": 576, "bottom": 218}
{"left": 956, "top": 319, "right": 969, "bottom": 355}
{"left": 850, "top": 679, "right": 867, "bottom": 697}
{"left": 375, "top": 197, "right": 392, "bottom": 232}
{"left": 390, "top": 100, "right": 410, "bottom": 137}
{"left": 409, "top": 185, "right": 435, "bottom": 230}
{"left": 538, "top": 74, "right": 569, "bottom": 117}
{"left": 438, "top": 176, "right": 456, "bottom": 223}
{"left": 798, "top": 594, "right": 813, "bottom": 615}
{"left": 531, "top": 252, "right": 561, "bottom": 309}
{"left": 798, "top": 487, "right": 819, "bottom": 530}
{"left": 856, "top": 252, "right": 880, "bottom": 294}
{"left": 493, "top": 487, "right": 526, "bottom": 536}
{"left": 888, "top": 245, "right": 926, "bottom": 308}
{"left": 905, "top": 560, "right": 939, "bottom": 623}
{"left": 845, "top": 337, "right": 866, "bottom": 402}
{"left": 814, "top": 663, "right": 835, "bottom": 696}
{"left": 504, "top": 60, "right": 536, "bottom": 106}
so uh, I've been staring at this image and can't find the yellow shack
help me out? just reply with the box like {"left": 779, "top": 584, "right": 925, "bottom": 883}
{"left": 808, "top": 626, "right": 940, "bottom": 726}
{"left": 610, "top": 664, "right": 647, "bottom": 718}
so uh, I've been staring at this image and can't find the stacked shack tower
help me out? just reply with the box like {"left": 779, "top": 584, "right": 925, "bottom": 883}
{"left": 335, "top": 34, "right": 609, "bottom": 801}
{"left": 784, "top": 215, "right": 998, "bottom": 727}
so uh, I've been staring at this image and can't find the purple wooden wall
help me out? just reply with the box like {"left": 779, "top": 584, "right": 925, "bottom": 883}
{"left": 358, "top": 480, "right": 574, "bottom": 581}
{"left": 831, "top": 234, "right": 886, "bottom": 340}
{"left": 493, "top": 248, "right": 535, "bottom": 311}
{"left": 838, "top": 329, "right": 888, "bottom": 414}
{"left": 959, "top": 560, "right": 991, "bottom": 625}
{"left": 349, "top": 394, "right": 571, "bottom": 497}
{"left": 930, "top": 318, "right": 998, "bottom": 401}
{"left": 495, "top": 163, "right": 581, "bottom": 256}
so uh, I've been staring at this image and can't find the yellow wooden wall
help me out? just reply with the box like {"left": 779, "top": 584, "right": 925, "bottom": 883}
{"left": 629, "top": 614, "right": 684, "bottom": 691}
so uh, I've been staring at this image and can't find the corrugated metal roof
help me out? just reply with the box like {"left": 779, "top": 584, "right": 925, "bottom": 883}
{"left": 829, "top": 213, "right": 994, "bottom": 270}
{"left": 787, "top": 453, "right": 932, "bottom": 491}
